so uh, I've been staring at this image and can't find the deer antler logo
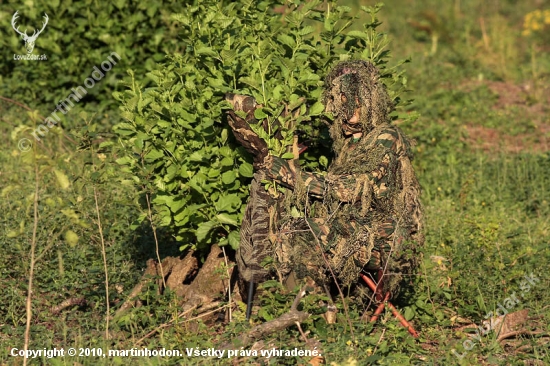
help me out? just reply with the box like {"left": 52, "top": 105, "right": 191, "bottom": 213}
{"left": 11, "top": 11, "right": 49, "bottom": 54}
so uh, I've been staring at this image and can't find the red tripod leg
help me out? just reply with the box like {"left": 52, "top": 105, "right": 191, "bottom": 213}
{"left": 360, "top": 273, "right": 419, "bottom": 338}
{"left": 370, "top": 291, "right": 390, "bottom": 322}
{"left": 386, "top": 301, "right": 419, "bottom": 338}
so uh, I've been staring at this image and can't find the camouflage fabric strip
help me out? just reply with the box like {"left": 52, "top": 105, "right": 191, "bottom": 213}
{"left": 236, "top": 171, "right": 277, "bottom": 282}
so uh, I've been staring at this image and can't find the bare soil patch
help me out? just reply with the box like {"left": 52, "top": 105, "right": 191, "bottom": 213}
{"left": 462, "top": 80, "right": 550, "bottom": 153}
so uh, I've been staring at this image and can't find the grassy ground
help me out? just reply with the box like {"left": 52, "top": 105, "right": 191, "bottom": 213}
{"left": 1, "top": 0, "right": 549, "bottom": 365}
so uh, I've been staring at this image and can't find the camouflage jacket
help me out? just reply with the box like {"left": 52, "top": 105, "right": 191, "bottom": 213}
{"left": 262, "top": 123, "right": 418, "bottom": 276}
{"left": 263, "top": 125, "right": 410, "bottom": 207}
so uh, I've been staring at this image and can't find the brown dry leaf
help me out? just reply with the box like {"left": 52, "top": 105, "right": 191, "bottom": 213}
{"left": 322, "top": 309, "right": 337, "bottom": 324}
{"left": 496, "top": 309, "right": 532, "bottom": 342}
{"left": 480, "top": 309, "right": 530, "bottom": 342}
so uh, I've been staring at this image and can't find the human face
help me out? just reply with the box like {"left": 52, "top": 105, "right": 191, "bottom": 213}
{"left": 341, "top": 94, "right": 361, "bottom": 136}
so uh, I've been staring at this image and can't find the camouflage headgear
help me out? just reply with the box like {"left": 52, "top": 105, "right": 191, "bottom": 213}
{"left": 323, "top": 60, "right": 394, "bottom": 151}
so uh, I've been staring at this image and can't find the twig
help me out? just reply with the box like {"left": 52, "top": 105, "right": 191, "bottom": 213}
{"left": 479, "top": 17, "right": 490, "bottom": 50}
{"left": 219, "top": 286, "right": 309, "bottom": 350}
{"left": 222, "top": 310, "right": 309, "bottom": 349}
{"left": 360, "top": 274, "right": 419, "bottom": 338}
{"left": 220, "top": 310, "right": 309, "bottom": 350}
{"left": 221, "top": 246, "right": 232, "bottom": 322}
{"left": 295, "top": 321, "right": 309, "bottom": 344}
{"left": 23, "top": 143, "right": 40, "bottom": 366}
{"left": 0, "top": 95, "right": 77, "bottom": 145}
{"left": 93, "top": 184, "right": 110, "bottom": 340}
{"left": 113, "top": 259, "right": 158, "bottom": 319}
{"left": 181, "top": 303, "right": 227, "bottom": 324}
{"left": 498, "top": 330, "right": 545, "bottom": 343}
{"left": 90, "top": 138, "right": 111, "bottom": 339}
{"left": 146, "top": 192, "right": 165, "bottom": 289}
{"left": 33, "top": 226, "right": 67, "bottom": 264}
{"left": 303, "top": 187, "right": 355, "bottom": 340}
{"left": 373, "top": 328, "right": 386, "bottom": 355}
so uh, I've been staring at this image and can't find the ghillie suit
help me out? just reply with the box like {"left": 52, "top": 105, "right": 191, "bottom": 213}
{"left": 261, "top": 60, "right": 424, "bottom": 298}
{"left": 225, "top": 94, "right": 287, "bottom": 288}
{"left": 227, "top": 60, "right": 423, "bottom": 305}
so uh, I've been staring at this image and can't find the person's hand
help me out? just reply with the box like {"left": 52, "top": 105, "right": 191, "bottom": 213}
{"left": 225, "top": 94, "right": 269, "bottom": 169}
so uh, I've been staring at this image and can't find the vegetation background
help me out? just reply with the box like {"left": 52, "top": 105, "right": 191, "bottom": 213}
{"left": 0, "top": 0, "right": 549, "bottom": 365}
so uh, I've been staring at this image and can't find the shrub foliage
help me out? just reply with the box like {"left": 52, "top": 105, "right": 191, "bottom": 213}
{"left": 0, "top": 0, "right": 185, "bottom": 113}
{"left": 113, "top": 0, "right": 411, "bottom": 252}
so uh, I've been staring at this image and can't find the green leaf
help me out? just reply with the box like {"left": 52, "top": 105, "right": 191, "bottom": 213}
{"left": 216, "top": 213, "right": 239, "bottom": 226}
{"left": 6, "top": 230, "right": 19, "bottom": 238}
{"left": 220, "top": 157, "right": 234, "bottom": 167}
{"left": 221, "top": 170, "right": 237, "bottom": 184}
{"left": 299, "top": 25, "right": 315, "bottom": 36}
{"left": 239, "top": 162, "right": 254, "bottom": 178}
{"left": 308, "top": 101, "right": 325, "bottom": 116}
{"left": 259, "top": 307, "right": 273, "bottom": 321}
{"left": 282, "top": 152, "right": 295, "bottom": 159}
{"left": 346, "top": 30, "right": 368, "bottom": 40}
{"left": 221, "top": 49, "right": 237, "bottom": 64}
{"left": 319, "top": 155, "right": 328, "bottom": 168}
{"left": 324, "top": 17, "right": 334, "bottom": 31}
{"left": 403, "top": 307, "right": 415, "bottom": 321}
{"left": 196, "top": 221, "right": 217, "bottom": 242}
{"left": 195, "top": 47, "right": 218, "bottom": 57}
{"left": 277, "top": 34, "right": 296, "bottom": 48}
{"left": 145, "top": 149, "right": 164, "bottom": 162}
{"left": 99, "top": 141, "right": 114, "bottom": 148}
{"left": 189, "top": 151, "right": 204, "bottom": 162}
{"left": 168, "top": 197, "right": 186, "bottom": 213}
{"left": 116, "top": 156, "right": 134, "bottom": 165}
{"left": 228, "top": 231, "right": 240, "bottom": 250}
{"left": 215, "top": 194, "right": 241, "bottom": 212}
{"left": 254, "top": 108, "right": 268, "bottom": 120}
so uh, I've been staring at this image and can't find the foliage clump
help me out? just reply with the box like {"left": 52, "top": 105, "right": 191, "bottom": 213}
{"left": 0, "top": 0, "right": 185, "bottom": 114}
{"left": 113, "top": 0, "right": 412, "bottom": 253}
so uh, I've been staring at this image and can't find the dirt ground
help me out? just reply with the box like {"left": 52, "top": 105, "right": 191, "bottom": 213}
{"left": 463, "top": 80, "right": 550, "bottom": 153}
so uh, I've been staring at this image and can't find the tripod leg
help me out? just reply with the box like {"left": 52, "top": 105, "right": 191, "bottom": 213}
{"left": 360, "top": 273, "right": 419, "bottom": 338}
{"left": 246, "top": 281, "right": 255, "bottom": 320}
{"left": 370, "top": 292, "right": 391, "bottom": 322}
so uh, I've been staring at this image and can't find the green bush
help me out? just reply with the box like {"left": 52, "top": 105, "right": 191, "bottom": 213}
{"left": 0, "top": 0, "right": 185, "bottom": 116}
{"left": 113, "top": 0, "right": 412, "bottom": 253}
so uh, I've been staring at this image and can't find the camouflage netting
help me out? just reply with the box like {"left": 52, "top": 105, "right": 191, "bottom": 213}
{"left": 273, "top": 60, "right": 424, "bottom": 298}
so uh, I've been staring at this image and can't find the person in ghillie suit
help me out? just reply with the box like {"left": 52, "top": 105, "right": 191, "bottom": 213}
{"left": 228, "top": 60, "right": 423, "bottom": 306}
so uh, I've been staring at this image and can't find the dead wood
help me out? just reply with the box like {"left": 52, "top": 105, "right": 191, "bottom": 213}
{"left": 221, "top": 310, "right": 310, "bottom": 350}
{"left": 113, "top": 245, "right": 231, "bottom": 322}
{"left": 113, "top": 259, "right": 158, "bottom": 319}
{"left": 50, "top": 298, "right": 87, "bottom": 315}
{"left": 134, "top": 301, "right": 225, "bottom": 345}
{"left": 180, "top": 245, "right": 228, "bottom": 315}
{"left": 220, "top": 287, "right": 310, "bottom": 350}
{"left": 165, "top": 253, "right": 199, "bottom": 297}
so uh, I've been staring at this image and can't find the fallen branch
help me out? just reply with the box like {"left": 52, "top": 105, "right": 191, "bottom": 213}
{"left": 220, "top": 287, "right": 309, "bottom": 350}
{"left": 50, "top": 298, "right": 87, "bottom": 315}
{"left": 221, "top": 309, "right": 310, "bottom": 350}
{"left": 112, "top": 259, "right": 158, "bottom": 319}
